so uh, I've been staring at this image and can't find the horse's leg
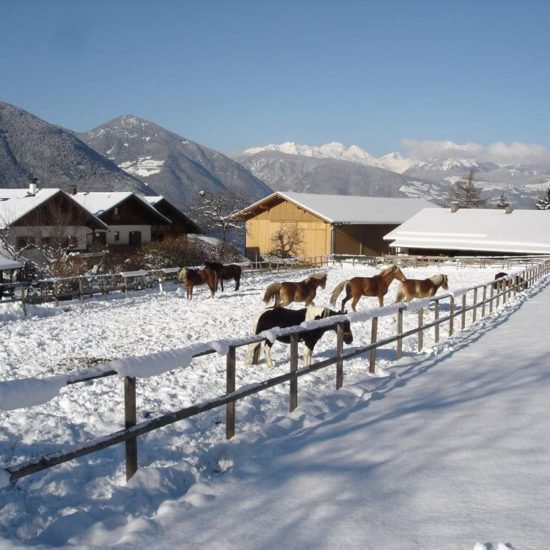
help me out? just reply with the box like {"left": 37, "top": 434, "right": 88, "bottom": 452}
{"left": 350, "top": 294, "right": 361, "bottom": 312}
{"left": 264, "top": 341, "right": 274, "bottom": 368}
{"left": 340, "top": 286, "right": 351, "bottom": 313}
{"left": 220, "top": 278, "right": 224, "bottom": 292}
{"left": 304, "top": 345, "right": 313, "bottom": 367}
{"left": 235, "top": 276, "right": 240, "bottom": 291}
{"left": 378, "top": 295, "right": 384, "bottom": 307}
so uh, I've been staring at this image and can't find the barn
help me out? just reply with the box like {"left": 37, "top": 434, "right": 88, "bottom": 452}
{"left": 384, "top": 207, "right": 550, "bottom": 256}
{"left": 233, "top": 192, "right": 437, "bottom": 259}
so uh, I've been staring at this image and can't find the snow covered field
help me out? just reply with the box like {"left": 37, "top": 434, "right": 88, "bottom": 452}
{"left": 0, "top": 261, "right": 543, "bottom": 548}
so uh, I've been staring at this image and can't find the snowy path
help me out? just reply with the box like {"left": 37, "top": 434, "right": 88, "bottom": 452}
{"left": 121, "top": 279, "right": 550, "bottom": 550}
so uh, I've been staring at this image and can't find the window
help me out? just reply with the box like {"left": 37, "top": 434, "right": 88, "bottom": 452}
{"left": 93, "top": 231, "right": 106, "bottom": 245}
{"left": 114, "top": 231, "right": 120, "bottom": 242}
{"left": 114, "top": 207, "right": 119, "bottom": 216}
{"left": 129, "top": 231, "right": 142, "bottom": 245}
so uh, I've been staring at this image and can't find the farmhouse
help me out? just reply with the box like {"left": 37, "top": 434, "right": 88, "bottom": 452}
{"left": 144, "top": 195, "right": 202, "bottom": 240}
{"left": 233, "top": 192, "right": 437, "bottom": 259}
{"left": 72, "top": 191, "right": 172, "bottom": 246}
{"left": 384, "top": 207, "right": 550, "bottom": 256}
{"left": 0, "top": 184, "right": 107, "bottom": 253}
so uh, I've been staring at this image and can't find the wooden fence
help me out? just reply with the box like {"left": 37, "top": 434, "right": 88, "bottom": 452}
{"left": 2, "top": 260, "right": 549, "bottom": 486}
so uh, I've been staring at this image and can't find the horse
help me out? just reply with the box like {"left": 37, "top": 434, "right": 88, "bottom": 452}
{"left": 204, "top": 261, "right": 242, "bottom": 291}
{"left": 330, "top": 264, "right": 406, "bottom": 312}
{"left": 262, "top": 272, "right": 327, "bottom": 307}
{"left": 394, "top": 274, "right": 449, "bottom": 303}
{"left": 492, "top": 272, "right": 527, "bottom": 291}
{"left": 177, "top": 266, "right": 217, "bottom": 300}
{"left": 246, "top": 306, "right": 353, "bottom": 368}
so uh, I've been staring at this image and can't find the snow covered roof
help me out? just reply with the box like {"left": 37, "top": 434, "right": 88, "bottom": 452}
{"left": 0, "top": 187, "right": 107, "bottom": 230}
{"left": 73, "top": 192, "right": 171, "bottom": 224}
{"left": 0, "top": 188, "right": 61, "bottom": 228}
{"left": 0, "top": 252, "right": 23, "bottom": 270}
{"left": 234, "top": 192, "right": 438, "bottom": 224}
{"left": 384, "top": 207, "right": 550, "bottom": 254}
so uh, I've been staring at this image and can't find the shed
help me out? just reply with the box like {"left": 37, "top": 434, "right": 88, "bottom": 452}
{"left": 384, "top": 207, "right": 550, "bottom": 256}
{"left": 233, "top": 192, "right": 437, "bottom": 259}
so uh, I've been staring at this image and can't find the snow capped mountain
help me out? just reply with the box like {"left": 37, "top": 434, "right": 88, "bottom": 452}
{"left": 80, "top": 116, "right": 272, "bottom": 210}
{"left": 377, "top": 152, "right": 414, "bottom": 174}
{"left": 243, "top": 141, "right": 382, "bottom": 167}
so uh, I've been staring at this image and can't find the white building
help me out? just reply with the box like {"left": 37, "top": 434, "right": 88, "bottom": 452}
{"left": 384, "top": 207, "right": 550, "bottom": 255}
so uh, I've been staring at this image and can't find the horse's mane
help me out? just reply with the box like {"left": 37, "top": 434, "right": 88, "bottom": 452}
{"left": 379, "top": 264, "right": 397, "bottom": 276}
{"left": 305, "top": 271, "right": 327, "bottom": 283}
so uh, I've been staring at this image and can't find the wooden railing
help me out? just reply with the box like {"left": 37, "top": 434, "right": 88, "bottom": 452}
{"left": 2, "top": 260, "right": 548, "bottom": 487}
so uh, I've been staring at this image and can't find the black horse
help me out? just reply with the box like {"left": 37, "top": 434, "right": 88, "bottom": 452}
{"left": 204, "top": 261, "right": 242, "bottom": 291}
{"left": 492, "top": 272, "right": 527, "bottom": 291}
{"left": 246, "top": 306, "right": 353, "bottom": 368}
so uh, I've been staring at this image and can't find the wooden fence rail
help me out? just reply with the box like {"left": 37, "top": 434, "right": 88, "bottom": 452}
{"left": 2, "top": 261, "right": 549, "bottom": 486}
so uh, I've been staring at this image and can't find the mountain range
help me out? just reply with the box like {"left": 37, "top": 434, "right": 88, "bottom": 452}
{"left": 240, "top": 141, "right": 550, "bottom": 208}
{"left": 79, "top": 116, "right": 271, "bottom": 210}
{"left": 1, "top": 100, "right": 549, "bottom": 217}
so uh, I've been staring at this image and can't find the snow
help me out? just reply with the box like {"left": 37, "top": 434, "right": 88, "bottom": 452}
{"left": 238, "top": 191, "right": 438, "bottom": 224}
{"left": 118, "top": 157, "right": 165, "bottom": 178}
{"left": 0, "top": 261, "right": 548, "bottom": 548}
{"left": 0, "top": 253, "right": 23, "bottom": 271}
{"left": 385, "top": 207, "right": 550, "bottom": 254}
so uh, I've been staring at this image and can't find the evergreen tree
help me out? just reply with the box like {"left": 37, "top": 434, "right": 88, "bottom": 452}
{"left": 495, "top": 193, "right": 511, "bottom": 209}
{"left": 447, "top": 170, "right": 487, "bottom": 209}
{"left": 535, "top": 187, "right": 550, "bottom": 210}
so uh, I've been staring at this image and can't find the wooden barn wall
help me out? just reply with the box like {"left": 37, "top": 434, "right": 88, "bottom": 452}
{"left": 245, "top": 200, "right": 330, "bottom": 259}
{"left": 333, "top": 224, "right": 398, "bottom": 256}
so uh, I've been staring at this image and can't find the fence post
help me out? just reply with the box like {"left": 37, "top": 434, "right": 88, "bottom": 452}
{"left": 124, "top": 377, "right": 138, "bottom": 481}
{"left": 369, "top": 317, "right": 378, "bottom": 373}
{"left": 289, "top": 335, "right": 298, "bottom": 412}
{"left": 449, "top": 295, "right": 454, "bottom": 336}
{"left": 417, "top": 309, "right": 424, "bottom": 352}
{"left": 78, "top": 277, "right": 84, "bottom": 303}
{"left": 489, "top": 283, "right": 494, "bottom": 314}
{"left": 54, "top": 280, "right": 59, "bottom": 307}
{"left": 336, "top": 323, "right": 344, "bottom": 389}
{"left": 226, "top": 346, "right": 236, "bottom": 439}
{"left": 434, "top": 299, "right": 440, "bottom": 343}
{"left": 481, "top": 286, "right": 487, "bottom": 318}
{"left": 21, "top": 285, "right": 27, "bottom": 317}
{"left": 472, "top": 288, "right": 478, "bottom": 323}
{"left": 396, "top": 307, "right": 404, "bottom": 360}
{"left": 461, "top": 294, "right": 466, "bottom": 330}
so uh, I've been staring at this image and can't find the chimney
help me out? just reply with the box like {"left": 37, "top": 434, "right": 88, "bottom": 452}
{"left": 450, "top": 204, "right": 459, "bottom": 213}
{"left": 505, "top": 205, "right": 513, "bottom": 214}
{"left": 69, "top": 185, "right": 78, "bottom": 195}
{"left": 29, "top": 177, "right": 38, "bottom": 196}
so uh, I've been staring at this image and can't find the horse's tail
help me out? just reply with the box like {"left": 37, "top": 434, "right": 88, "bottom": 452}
{"left": 177, "top": 267, "right": 186, "bottom": 283}
{"left": 246, "top": 309, "right": 265, "bottom": 365}
{"left": 330, "top": 280, "right": 349, "bottom": 306}
{"left": 263, "top": 282, "right": 282, "bottom": 304}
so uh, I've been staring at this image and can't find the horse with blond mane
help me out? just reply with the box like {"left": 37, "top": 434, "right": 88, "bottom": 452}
{"left": 263, "top": 272, "right": 327, "bottom": 307}
{"left": 178, "top": 266, "right": 217, "bottom": 300}
{"left": 330, "top": 265, "right": 406, "bottom": 312}
{"left": 394, "top": 274, "right": 449, "bottom": 303}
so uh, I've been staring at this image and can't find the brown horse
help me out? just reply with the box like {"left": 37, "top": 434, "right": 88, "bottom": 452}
{"left": 178, "top": 266, "right": 217, "bottom": 300}
{"left": 394, "top": 274, "right": 449, "bottom": 303}
{"left": 263, "top": 272, "right": 327, "bottom": 307}
{"left": 330, "top": 265, "right": 406, "bottom": 311}
{"left": 204, "top": 261, "right": 242, "bottom": 291}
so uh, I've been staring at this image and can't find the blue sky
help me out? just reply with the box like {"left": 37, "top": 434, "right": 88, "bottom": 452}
{"left": 1, "top": 0, "right": 549, "bottom": 158}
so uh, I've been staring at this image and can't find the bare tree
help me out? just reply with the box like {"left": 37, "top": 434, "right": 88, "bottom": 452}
{"left": 270, "top": 223, "right": 304, "bottom": 258}
{"left": 447, "top": 170, "right": 487, "bottom": 209}
{"left": 191, "top": 190, "right": 248, "bottom": 260}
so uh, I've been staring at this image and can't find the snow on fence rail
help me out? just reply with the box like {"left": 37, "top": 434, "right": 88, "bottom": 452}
{"left": 1, "top": 261, "right": 549, "bottom": 488}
